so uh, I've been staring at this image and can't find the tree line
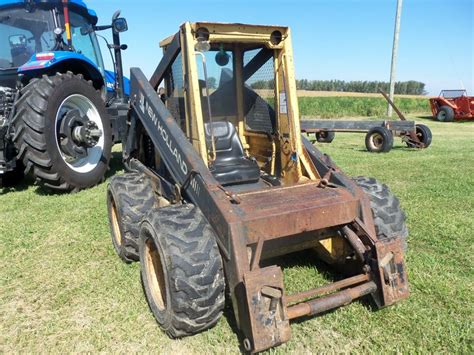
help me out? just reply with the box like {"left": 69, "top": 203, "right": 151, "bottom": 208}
{"left": 248, "top": 79, "right": 427, "bottom": 95}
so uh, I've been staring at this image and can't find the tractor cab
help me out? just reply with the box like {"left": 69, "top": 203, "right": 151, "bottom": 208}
{"left": 0, "top": 0, "right": 130, "bottom": 192}
{"left": 0, "top": 1, "right": 103, "bottom": 80}
{"left": 153, "top": 22, "right": 320, "bottom": 188}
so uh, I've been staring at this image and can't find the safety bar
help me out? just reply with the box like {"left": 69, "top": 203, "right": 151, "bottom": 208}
{"left": 287, "top": 281, "right": 377, "bottom": 320}
{"left": 285, "top": 273, "right": 370, "bottom": 305}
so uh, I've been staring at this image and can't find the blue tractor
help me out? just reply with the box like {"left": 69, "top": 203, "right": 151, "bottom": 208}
{"left": 0, "top": 0, "right": 129, "bottom": 191}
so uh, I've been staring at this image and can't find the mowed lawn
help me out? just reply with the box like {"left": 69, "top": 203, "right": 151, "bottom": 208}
{"left": 1, "top": 116, "right": 473, "bottom": 353}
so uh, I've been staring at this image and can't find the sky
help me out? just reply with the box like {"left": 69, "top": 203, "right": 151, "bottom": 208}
{"left": 88, "top": 0, "right": 473, "bottom": 95}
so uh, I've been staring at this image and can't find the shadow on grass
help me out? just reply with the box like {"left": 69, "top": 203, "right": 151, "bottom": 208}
{"left": 0, "top": 173, "right": 33, "bottom": 195}
{"left": 415, "top": 115, "right": 474, "bottom": 124}
{"left": 29, "top": 151, "right": 125, "bottom": 196}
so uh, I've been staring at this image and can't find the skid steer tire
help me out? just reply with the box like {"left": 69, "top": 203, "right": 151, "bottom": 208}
{"left": 12, "top": 72, "right": 112, "bottom": 192}
{"left": 107, "top": 173, "right": 157, "bottom": 263}
{"left": 139, "top": 204, "right": 225, "bottom": 338}
{"left": 354, "top": 176, "right": 408, "bottom": 250}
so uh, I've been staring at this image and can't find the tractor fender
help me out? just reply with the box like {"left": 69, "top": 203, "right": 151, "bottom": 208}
{"left": 432, "top": 97, "right": 457, "bottom": 109}
{"left": 18, "top": 51, "right": 105, "bottom": 90}
{"left": 104, "top": 70, "right": 130, "bottom": 97}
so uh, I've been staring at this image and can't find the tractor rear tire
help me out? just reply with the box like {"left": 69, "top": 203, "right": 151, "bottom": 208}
{"left": 365, "top": 127, "right": 393, "bottom": 153}
{"left": 107, "top": 173, "right": 158, "bottom": 263}
{"left": 353, "top": 176, "right": 408, "bottom": 250}
{"left": 406, "top": 124, "right": 432, "bottom": 148}
{"left": 13, "top": 72, "right": 112, "bottom": 192}
{"left": 436, "top": 105, "right": 454, "bottom": 122}
{"left": 315, "top": 131, "right": 335, "bottom": 143}
{"left": 139, "top": 204, "right": 225, "bottom": 338}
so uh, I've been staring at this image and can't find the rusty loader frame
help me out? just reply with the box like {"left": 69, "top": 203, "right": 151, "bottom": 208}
{"left": 119, "top": 22, "right": 409, "bottom": 352}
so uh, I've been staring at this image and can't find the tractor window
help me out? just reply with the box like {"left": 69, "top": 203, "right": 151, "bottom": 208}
{"left": 64, "top": 11, "right": 104, "bottom": 73}
{"left": 195, "top": 49, "right": 236, "bottom": 121}
{"left": 243, "top": 48, "right": 276, "bottom": 134}
{"left": 167, "top": 53, "right": 186, "bottom": 130}
{"left": 0, "top": 8, "right": 56, "bottom": 68}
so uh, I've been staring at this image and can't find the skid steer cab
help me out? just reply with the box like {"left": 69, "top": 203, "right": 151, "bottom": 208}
{"left": 0, "top": 0, "right": 129, "bottom": 191}
{"left": 107, "top": 22, "right": 410, "bottom": 352}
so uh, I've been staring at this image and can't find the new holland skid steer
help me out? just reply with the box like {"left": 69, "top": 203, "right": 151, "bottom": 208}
{"left": 107, "top": 22, "right": 409, "bottom": 352}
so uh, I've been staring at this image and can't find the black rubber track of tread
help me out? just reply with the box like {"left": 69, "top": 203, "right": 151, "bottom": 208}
{"left": 140, "top": 204, "right": 225, "bottom": 338}
{"left": 12, "top": 72, "right": 110, "bottom": 192}
{"left": 354, "top": 176, "right": 408, "bottom": 249}
{"left": 108, "top": 173, "right": 157, "bottom": 262}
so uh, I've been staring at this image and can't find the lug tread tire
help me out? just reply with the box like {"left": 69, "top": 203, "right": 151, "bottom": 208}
{"left": 107, "top": 173, "right": 157, "bottom": 262}
{"left": 140, "top": 204, "right": 225, "bottom": 338}
{"left": 12, "top": 72, "right": 111, "bottom": 192}
{"left": 354, "top": 176, "right": 408, "bottom": 249}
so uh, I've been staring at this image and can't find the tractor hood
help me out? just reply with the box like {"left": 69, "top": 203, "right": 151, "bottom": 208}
{"left": 0, "top": 0, "right": 98, "bottom": 25}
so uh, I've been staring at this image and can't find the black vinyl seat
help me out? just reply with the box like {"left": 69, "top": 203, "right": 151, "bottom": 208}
{"left": 205, "top": 121, "right": 260, "bottom": 186}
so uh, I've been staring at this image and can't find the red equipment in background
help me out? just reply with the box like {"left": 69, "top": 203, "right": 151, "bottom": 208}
{"left": 430, "top": 90, "right": 474, "bottom": 121}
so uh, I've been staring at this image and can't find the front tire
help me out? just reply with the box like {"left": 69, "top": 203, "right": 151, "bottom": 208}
{"left": 354, "top": 176, "right": 408, "bottom": 249}
{"left": 139, "top": 204, "right": 225, "bottom": 338}
{"left": 13, "top": 72, "right": 112, "bottom": 192}
{"left": 107, "top": 173, "right": 159, "bottom": 263}
{"left": 365, "top": 127, "right": 393, "bottom": 153}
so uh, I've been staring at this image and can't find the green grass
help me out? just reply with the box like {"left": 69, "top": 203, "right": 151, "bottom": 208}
{"left": 1, "top": 116, "right": 473, "bottom": 353}
{"left": 298, "top": 96, "right": 430, "bottom": 118}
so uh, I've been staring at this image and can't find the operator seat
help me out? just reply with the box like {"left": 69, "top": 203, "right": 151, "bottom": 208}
{"left": 205, "top": 121, "right": 260, "bottom": 186}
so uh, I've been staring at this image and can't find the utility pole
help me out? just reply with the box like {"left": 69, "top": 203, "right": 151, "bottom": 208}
{"left": 387, "top": 0, "right": 403, "bottom": 117}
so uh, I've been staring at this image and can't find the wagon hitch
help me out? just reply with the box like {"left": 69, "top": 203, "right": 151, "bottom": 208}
{"left": 379, "top": 89, "right": 425, "bottom": 148}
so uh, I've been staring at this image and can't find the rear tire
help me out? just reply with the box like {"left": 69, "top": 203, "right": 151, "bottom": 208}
{"left": 353, "top": 176, "right": 408, "bottom": 250}
{"left": 13, "top": 72, "right": 112, "bottom": 192}
{"left": 406, "top": 124, "right": 432, "bottom": 148}
{"left": 315, "top": 131, "right": 335, "bottom": 143}
{"left": 107, "top": 173, "right": 158, "bottom": 262}
{"left": 436, "top": 105, "right": 454, "bottom": 122}
{"left": 139, "top": 204, "right": 225, "bottom": 338}
{"left": 365, "top": 127, "right": 393, "bottom": 153}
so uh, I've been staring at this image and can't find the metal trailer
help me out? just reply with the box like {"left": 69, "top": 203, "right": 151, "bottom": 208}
{"left": 301, "top": 91, "right": 433, "bottom": 153}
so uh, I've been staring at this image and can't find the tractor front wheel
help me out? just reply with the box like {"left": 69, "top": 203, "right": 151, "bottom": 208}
{"left": 13, "top": 72, "right": 112, "bottom": 192}
{"left": 139, "top": 204, "right": 225, "bottom": 338}
{"left": 436, "top": 105, "right": 454, "bottom": 122}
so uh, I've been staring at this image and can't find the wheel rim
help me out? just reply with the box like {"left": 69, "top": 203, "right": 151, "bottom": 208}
{"left": 109, "top": 196, "right": 122, "bottom": 247}
{"left": 416, "top": 128, "right": 424, "bottom": 143}
{"left": 55, "top": 94, "right": 104, "bottom": 173}
{"left": 144, "top": 237, "right": 167, "bottom": 311}
{"left": 438, "top": 111, "right": 446, "bottom": 121}
{"left": 369, "top": 133, "right": 384, "bottom": 150}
